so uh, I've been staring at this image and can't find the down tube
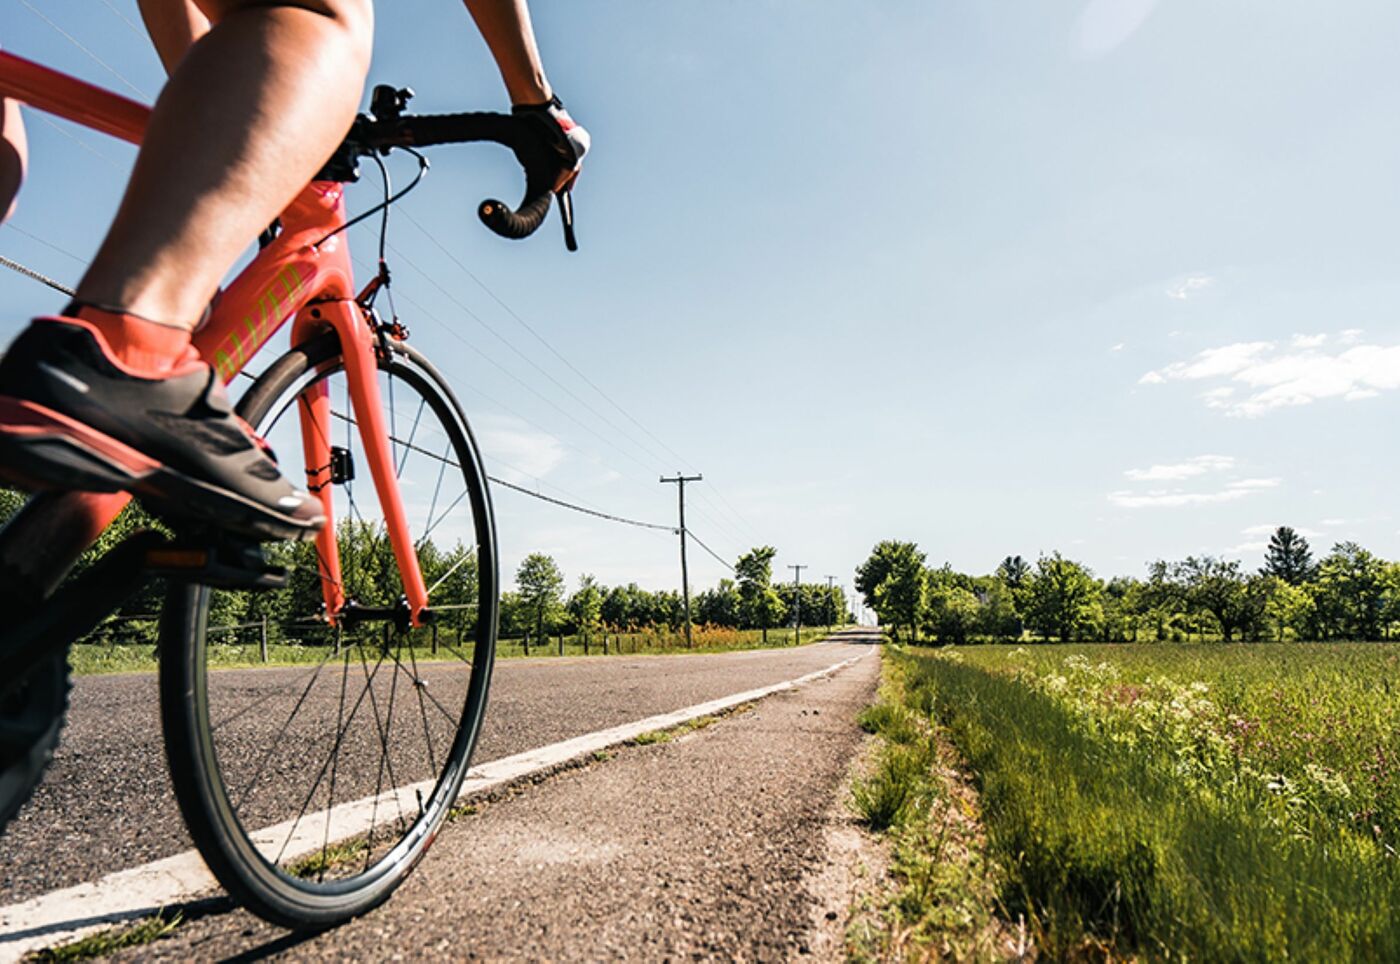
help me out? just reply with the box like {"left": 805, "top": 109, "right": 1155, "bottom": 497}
{"left": 311, "top": 301, "right": 430, "bottom": 622}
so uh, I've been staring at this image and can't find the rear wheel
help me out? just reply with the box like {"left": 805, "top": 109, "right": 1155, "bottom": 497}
{"left": 0, "top": 650, "right": 68, "bottom": 836}
{"left": 160, "top": 333, "right": 498, "bottom": 928}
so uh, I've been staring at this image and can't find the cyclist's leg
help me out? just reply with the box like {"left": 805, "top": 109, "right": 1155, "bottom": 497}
{"left": 0, "top": 0, "right": 369, "bottom": 538}
{"left": 0, "top": 97, "right": 25, "bottom": 222}
{"left": 137, "top": 0, "right": 211, "bottom": 73}
{"left": 77, "top": 0, "right": 373, "bottom": 328}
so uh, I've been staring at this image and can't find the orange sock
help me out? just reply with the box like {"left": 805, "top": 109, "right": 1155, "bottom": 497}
{"left": 62, "top": 303, "right": 197, "bottom": 378}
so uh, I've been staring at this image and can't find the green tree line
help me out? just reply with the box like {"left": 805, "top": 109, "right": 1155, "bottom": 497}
{"left": 856, "top": 527, "right": 1400, "bottom": 644}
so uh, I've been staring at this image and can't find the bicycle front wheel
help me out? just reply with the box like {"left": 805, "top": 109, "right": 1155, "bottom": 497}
{"left": 159, "top": 333, "right": 498, "bottom": 928}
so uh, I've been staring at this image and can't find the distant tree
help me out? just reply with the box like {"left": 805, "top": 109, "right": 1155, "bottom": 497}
{"left": 996, "top": 555, "right": 1031, "bottom": 591}
{"left": 568, "top": 574, "right": 604, "bottom": 646}
{"left": 736, "top": 546, "right": 785, "bottom": 643}
{"left": 1178, "top": 556, "right": 1264, "bottom": 643}
{"left": 516, "top": 552, "right": 565, "bottom": 644}
{"left": 856, "top": 541, "right": 927, "bottom": 642}
{"left": 1262, "top": 526, "right": 1315, "bottom": 585}
{"left": 695, "top": 578, "right": 742, "bottom": 627}
{"left": 1310, "top": 542, "right": 1389, "bottom": 640}
{"left": 1024, "top": 553, "right": 1101, "bottom": 642}
{"left": 974, "top": 575, "right": 1022, "bottom": 641}
{"left": 924, "top": 580, "right": 979, "bottom": 644}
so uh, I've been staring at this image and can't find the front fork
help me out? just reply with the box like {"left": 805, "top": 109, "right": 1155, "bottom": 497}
{"left": 0, "top": 302, "right": 433, "bottom": 630}
{"left": 294, "top": 299, "right": 430, "bottom": 627}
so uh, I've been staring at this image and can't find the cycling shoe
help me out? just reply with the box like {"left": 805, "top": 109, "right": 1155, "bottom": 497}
{"left": 0, "top": 315, "right": 324, "bottom": 542}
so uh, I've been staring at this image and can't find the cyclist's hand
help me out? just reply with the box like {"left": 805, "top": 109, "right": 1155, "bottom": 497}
{"left": 511, "top": 94, "right": 589, "bottom": 192}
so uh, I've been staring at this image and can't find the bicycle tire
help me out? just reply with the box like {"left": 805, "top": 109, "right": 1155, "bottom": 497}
{"left": 159, "top": 332, "right": 498, "bottom": 928}
{"left": 0, "top": 650, "right": 69, "bottom": 837}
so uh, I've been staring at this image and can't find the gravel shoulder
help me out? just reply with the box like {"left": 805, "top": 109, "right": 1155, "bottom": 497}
{"left": 105, "top": 640, "right": 881, "bottom": 961}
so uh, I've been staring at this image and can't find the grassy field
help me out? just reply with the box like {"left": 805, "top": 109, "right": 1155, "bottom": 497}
{"left": 860, "top": 642, "right": 1400, "bottom": 960}
{"left": 67, "top": 626, "right": 833, "bottom": 676}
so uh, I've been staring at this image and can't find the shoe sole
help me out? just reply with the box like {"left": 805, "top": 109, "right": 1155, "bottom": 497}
{"left": 0, "top": 397, "right": 324, "bottom": 543}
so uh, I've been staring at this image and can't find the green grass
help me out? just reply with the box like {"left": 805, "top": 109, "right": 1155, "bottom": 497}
{"left": 889, "top": 643, "right": 1400, "bottom": 960}
{"left": 67, "top": 627, "right": 834, "bottom": 676}
{"left": 847, "top": 657, "right": 1008, "bottom": 961}
{"left": 29, "top": 911, "right": 182, "bottom": 962}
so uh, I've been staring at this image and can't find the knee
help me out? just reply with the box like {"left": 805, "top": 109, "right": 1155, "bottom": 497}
{"left": 0, "top": 100, "right": 26, "bottom": 223}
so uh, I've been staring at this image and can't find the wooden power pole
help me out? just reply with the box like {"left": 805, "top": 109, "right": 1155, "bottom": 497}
{"left": 825, "top": 575, "right": 837, "bottom": 630}
{"left": 789, "top": 563, "right": 806, "bottom": 644}
{"left": 661, "top": 472, "right": 703, "bottom": 647}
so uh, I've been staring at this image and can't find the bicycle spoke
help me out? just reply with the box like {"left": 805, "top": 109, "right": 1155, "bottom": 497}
{"left": 397, "top": 398, "right": 427, "bottom": 477}
{"left": 318, "top": 647, "right": 354, "bottom": 881}
{"left": 406, "top": 644, "right": 438, "bottom": 775}
{"left": 232, "top": 650, "right": 339, "bottom": 812}
{"left": 273, "top": 648, "right": 387, "bottom": 866}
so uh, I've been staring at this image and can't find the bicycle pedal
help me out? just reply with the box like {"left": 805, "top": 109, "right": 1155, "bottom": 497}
{"left": 146, "top": 538, "right": 289, "bottom": 590}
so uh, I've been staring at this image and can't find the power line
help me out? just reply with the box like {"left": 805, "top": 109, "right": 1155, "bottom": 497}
{"left": 685, "top": 528, "right": 735, "bottom": 573}
{"left": 96, "top": 0, "right": 149, "bottom": 39}
{"left": 397, "top": 207, "right": 767, "bottom": 543}
{"left": 488, "top": 474, "right": 674, "bottom": 532}
{"left": 17, "top": 0, "right": 151, "bottom": 99}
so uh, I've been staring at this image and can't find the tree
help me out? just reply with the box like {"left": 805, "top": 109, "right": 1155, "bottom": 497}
{"left": 924, "top": 581, "right": 979, "bottom": 644}
{"left": 1262, "top": 526, "right": 1315, "bottom": 585}
{"left": 974, "top": 575, "right": 1022, "bottom": 640}
{"left": 1178, "top": 556, "right": 1264, "bottom": 643}
{"left": 516, "top": 552, "right": 564, "bottom": 645}
{"left": 1023, "top": 553, "right": 1101, "bottom": 642}
{"left": 856, "top": 541, "right": 927, "bottom": 642}
{"left": 736, "top": 546, "right": 785, "bottom": 643}
{"left": 996, "top": 555, "right": 1031, "bottom": 591}
{"left": 1310, "top": 542, "right": 1389, "bottom": 640}
{"left": 568, "top": 574, "right": 604, "bottom": 646}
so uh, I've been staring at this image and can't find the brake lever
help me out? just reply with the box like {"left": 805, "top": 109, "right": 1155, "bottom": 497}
{"left": 556, "top": 187, "right": 578, "bottom": 252}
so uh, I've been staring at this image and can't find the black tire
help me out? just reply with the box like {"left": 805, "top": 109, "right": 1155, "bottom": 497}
{"left": 0, "top": 651, "right": 69, "bottom": 837}
{"left": 159, "top": 333, "right": 498, "bottom": 928}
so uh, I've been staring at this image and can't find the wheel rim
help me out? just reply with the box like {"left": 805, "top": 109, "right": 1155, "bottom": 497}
{"left": 186, "top": 343, "right": 495, "bottom": 894}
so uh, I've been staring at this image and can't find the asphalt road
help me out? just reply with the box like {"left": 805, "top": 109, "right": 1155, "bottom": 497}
{"left": 111, "top": 630, "right": 882, "bottom": 960}
{"left": 1, "top": 632, "right": 878, "bottom": 912}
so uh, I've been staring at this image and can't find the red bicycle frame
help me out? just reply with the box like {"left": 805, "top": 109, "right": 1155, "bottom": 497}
{"left": 0, "top": 50, "right": 430, "bottom": 625}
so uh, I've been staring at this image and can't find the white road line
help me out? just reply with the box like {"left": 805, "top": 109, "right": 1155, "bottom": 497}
{"left": 0, "top": 648, "right": 871, "bottom": 961}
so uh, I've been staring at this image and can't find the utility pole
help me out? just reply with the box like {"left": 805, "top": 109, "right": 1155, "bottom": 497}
{"left": 661, "top": 472, "right": 703, "bottom": 647}
{"left": 788, "top": 564, "right": 806, "bottom": 645}
{"left": 825, "top": 575, "right": 837, "bottom": 631}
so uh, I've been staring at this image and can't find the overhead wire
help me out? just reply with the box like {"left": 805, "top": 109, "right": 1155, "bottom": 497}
{"left": 685, "top": 528, "right": 735, "bottom": 572}
{"left": 396, "top": 206, "right": 767, "bottom": 542}
{"left": 17, "top": 0, "right": 151, "bottom": 100}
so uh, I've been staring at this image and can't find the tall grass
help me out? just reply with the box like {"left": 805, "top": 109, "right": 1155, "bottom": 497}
{"left": 897, "top": 647, "right": 1400, "bottom": 959}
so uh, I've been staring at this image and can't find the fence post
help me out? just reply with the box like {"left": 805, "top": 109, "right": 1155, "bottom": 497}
{"left": 432, "top": 621, "right": 439, "bottom": 655}
{"left": 558, "top": 633, "right": 564, "bottom": 657}
{"left": 260, "top": 615, "right": 268, "bottom": 664}
{"left": 524, "top": 632, "right": 530, "bottom": 657}
{"left": 584, "top": 634, "right": 589, "bottom": 656}
{"left": 603, "top": 634, "right": 609, "bottom": 655}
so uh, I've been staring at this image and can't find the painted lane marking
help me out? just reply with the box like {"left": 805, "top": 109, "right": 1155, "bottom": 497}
{"left": 0, "top": 648, "right": 871, "bottom": 960}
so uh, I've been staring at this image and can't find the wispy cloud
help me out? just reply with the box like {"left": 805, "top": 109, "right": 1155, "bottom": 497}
{"left": 1166, "top": 274, "right": 1214, "bottom": 301}
{"left": 1124, "top": 454, "right": 1233, "bottom": 482}
{"left": 1108, "top": 484, "right": 1269, "bottom": 509}
{"left": 1139, "top": 333, "right": 1400, "bottom": 416}
{"left": 475, "top": 415, "right": 567, "bottom": 483}
{"left": 1110, "top": 455, "right": 1279, "bottom": 510}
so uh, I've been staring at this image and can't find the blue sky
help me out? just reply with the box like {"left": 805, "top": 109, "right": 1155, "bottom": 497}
{"left": 3, "top": 0, "right": 1400, "bottom": 596}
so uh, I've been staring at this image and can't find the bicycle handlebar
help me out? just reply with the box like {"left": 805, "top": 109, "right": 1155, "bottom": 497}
{"left": 341, "top": 87, "right": 577, "bottom": 250}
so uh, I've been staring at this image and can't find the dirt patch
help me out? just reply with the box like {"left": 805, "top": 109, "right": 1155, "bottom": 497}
{"left": 803, "top": 732, "right": 892, "bottom": 961}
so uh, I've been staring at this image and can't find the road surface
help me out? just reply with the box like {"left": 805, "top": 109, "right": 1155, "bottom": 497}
{"left": 2, "top": 629, "right": 881, "bottom": 959}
